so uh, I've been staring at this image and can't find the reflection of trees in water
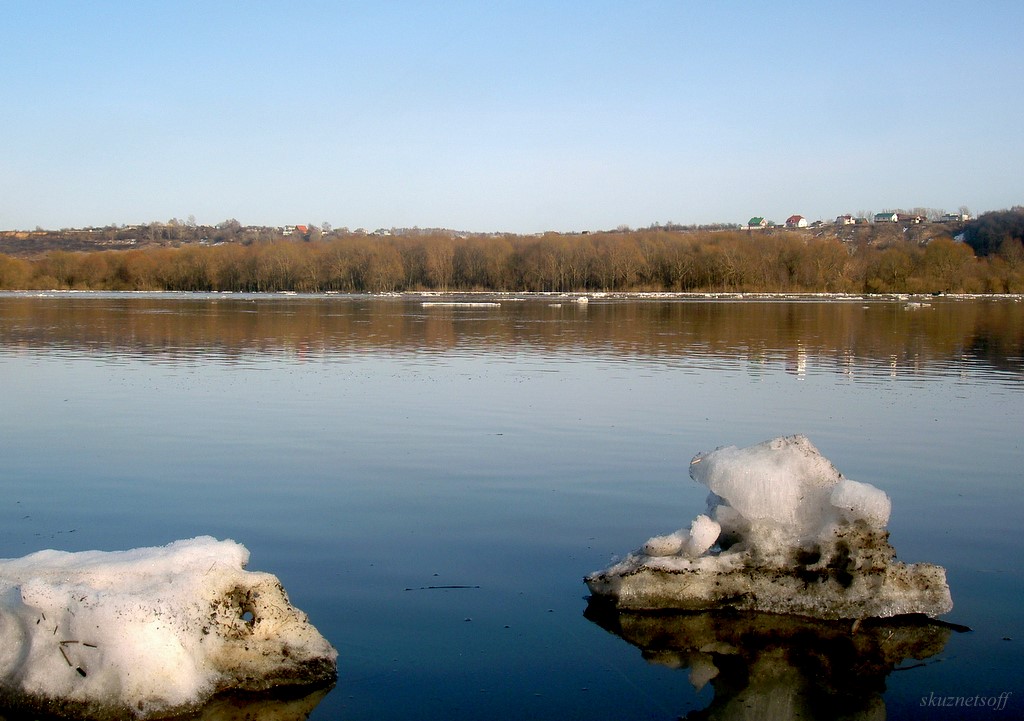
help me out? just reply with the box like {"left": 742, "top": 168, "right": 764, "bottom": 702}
{"left": 584, "top": 602, "right": 960, "bottom": 721}
{"left": 961, "top": 300, "right": 1024, "bottom": 374}
{"left": 0, "top": 296, "right": 1021, "bottom": 378}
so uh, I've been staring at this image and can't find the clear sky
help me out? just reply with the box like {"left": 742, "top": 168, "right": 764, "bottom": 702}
{"left": 2, "top": 1, "right": 1022, "bottom": 233}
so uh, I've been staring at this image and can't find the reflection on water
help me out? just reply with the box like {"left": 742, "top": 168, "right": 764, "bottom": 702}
{"left": 585, "top": 601, "right": 959, "bottom": 721}
{"left": 177, "top": 685, "right": 334, "bottom": 721}
{"left": 2, "top": 292, "right": 1020, "bottom": 719}
{"left": 0, "top": 684, "right": 333, "bottom": 721}
{"left": 0, "top": 293, "right": 1022, "bottom": 382}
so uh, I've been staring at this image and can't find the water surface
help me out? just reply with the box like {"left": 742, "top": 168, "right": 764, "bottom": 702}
{"left": 1, "top": 293, "right": 1021, "bottom": 719}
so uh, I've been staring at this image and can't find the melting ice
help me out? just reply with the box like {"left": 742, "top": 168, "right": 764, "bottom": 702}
{"left": 586, "top": 435, "right": 953, "bottom": 620}
{"left": 0, "top": 536, "right": 337, "bottom": 719}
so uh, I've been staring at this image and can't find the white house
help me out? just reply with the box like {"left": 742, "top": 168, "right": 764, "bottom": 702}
{"left": 940, "top": 212, "right": 970, "bottom": 222}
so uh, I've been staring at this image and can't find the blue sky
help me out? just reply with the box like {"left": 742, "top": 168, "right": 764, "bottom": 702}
{"left": 2, "top": 1, "right": 1022, "bottom": 233}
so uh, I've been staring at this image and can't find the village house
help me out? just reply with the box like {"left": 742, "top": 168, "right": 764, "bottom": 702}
{"left": 747, "top": 217, "right": 768, "bottom": 229}
{"left": 785, "top": 215, "right": 808, "bottom": 228}
{"left": 835, "top": 214, "right": 855, "bottom": 225}
{"left": 874, "top": 212, "right": 924, "bottom": 224}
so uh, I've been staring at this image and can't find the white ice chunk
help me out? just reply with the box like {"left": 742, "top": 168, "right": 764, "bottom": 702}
{"left": 689, "top": 435, "right": 895, "bottom": 561}
{"left": 641, "top": 515, "right": 720, "bottom": 558}
{"left": 0, "top": 537, "right": 337, "bottom": 719}
{"left": 691, "top": 435, "right": 845, "bottom": 556}
{"left": 587, "top": 435, "right": 953, "bottom": 620}
{"left": 642, "top": 531, "right": 686, "bottom": 557}
{"left": 684, "top": 515, "right": 721, "bottom": 557}
{"left": 830, "top": 478, "right": 891, "bottom": 527}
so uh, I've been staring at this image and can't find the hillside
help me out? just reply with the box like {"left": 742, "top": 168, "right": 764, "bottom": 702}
{"left": 0, "top": 221, "right": 957, "bottom": 259}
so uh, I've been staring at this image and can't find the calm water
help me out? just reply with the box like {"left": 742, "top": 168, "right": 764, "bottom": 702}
{"left": 1, "top": 292, "right": 1022, "bottom": 720}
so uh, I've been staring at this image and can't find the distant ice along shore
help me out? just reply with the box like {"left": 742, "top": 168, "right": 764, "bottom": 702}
{"left": 586, "top": 435, "right": 953, "bottom": 620}
{"left": 0, "top": 537, "right": 337, "bottom": 720}
{"left": 5, "top": 289, "right": 1023, "bottom": 302}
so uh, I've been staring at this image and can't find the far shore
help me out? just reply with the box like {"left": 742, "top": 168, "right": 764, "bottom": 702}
{"left": 3, "top": 289, "right": 1023, "bottom": 302}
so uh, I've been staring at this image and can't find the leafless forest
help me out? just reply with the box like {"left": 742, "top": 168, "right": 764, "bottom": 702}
{"left": 1, "top": 220, "right": 1022, "bottom": 294}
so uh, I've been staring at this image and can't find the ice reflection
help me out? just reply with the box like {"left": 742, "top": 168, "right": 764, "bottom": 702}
{"left": 585, "top": 601, "right": 962, "bottom": 721}
{"left": 182, "top": 685, "right": 334, "bottom": 721}
{"left": 0, "top": 684, "right": 333, "bottom": 721}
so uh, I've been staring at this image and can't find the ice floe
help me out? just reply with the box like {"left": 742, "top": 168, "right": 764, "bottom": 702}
{"left": 586, "top": 435, "right": 953, "bottom": 620}
{"left": 0, "top": 537, "right": 336, "bottom": 720}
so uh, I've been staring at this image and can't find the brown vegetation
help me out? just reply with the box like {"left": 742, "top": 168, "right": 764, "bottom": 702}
{"left": 1, "top": 225, "right": 1022, "bottom": 294}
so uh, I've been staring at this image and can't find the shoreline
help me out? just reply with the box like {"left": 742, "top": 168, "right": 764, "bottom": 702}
{"left": 2, "top": 289, "right": 1023, "bottom": 302}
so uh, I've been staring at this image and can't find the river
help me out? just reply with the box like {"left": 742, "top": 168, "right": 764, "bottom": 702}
{"left": 1, "top": 292, "right": 1021, "bottom": 720}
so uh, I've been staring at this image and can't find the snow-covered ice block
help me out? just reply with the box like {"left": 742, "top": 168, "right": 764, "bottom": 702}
{"left": 585, "top": 435, "right": 953, "bottom": 620}
{"left": 0, "top": 537, "right": 337, "bottom": 720}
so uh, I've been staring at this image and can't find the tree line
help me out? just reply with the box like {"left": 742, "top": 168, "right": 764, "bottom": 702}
{"left": 962, "top": 207, "right": 1024, "bottom": 257}
{"left": 1, "top": 228, "right": 1022, "bottom": 294}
